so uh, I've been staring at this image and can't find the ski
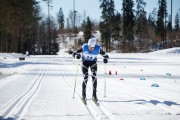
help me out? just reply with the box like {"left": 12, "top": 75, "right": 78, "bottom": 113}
{"left": 81, "top": 98, "right": 87, "bottom": 105}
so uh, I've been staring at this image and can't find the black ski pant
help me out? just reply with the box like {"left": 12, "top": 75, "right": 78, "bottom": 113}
{"left": 82, "top": 60, "right": 97, "bottom": 97}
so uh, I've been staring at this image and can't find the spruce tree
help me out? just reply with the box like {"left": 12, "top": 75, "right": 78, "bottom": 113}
{"left": 111, "top": 12, "right": 121, "bottom": 42}
{"left": 136, "top": 0, "right": 147, "bottom": 52}
{"left": 122, "top": 0, "right": 135, "bottom": 52}
{"left": 99, "top": 0, "right": 115, "bottom": 51}
{"left": 57, "top": 8, "right": 65, "bottom": 33}
{"left": 99, "top": 0, "right": 110, "bottom": 51}
{"left": 156, "top": 0, "right": 167, "bottom": 49}
{"left": 174, "top": 13, "right": 179, "bottom": 32}
{"left": 167, "top": 15, "right": 172, "bottom": 31}
{"left": 0, "top": 0, "right": 40, "bottom": 53}
{"left": 148, "top": 8, "right": 157, "bottom": 27}
{"left": 84, "top": 16, "right": 92, "bottom": 42}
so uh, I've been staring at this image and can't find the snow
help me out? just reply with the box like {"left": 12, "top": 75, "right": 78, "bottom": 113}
{"left": 150, "top": 47, "right": 180, "bottom": 55}
{"left": 0, "top": 48, "right": 180, "bottom": 120}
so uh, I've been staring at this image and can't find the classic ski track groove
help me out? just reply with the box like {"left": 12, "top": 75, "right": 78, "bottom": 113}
{"left": 1, "top": 66, "right": 46, "bottom": 119}
{"left": 59, "top": 65, "right": 111, "bottom": 120}
{"left": 102, "top": 78, "right": 180, "bottom": 115}
{"left": 127, "top": 86, "right": 180, "bottom": 115}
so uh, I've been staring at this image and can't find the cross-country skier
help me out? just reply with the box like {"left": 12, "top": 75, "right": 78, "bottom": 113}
{"left": 73, "top": 36, "right": 109, "bottom": 102}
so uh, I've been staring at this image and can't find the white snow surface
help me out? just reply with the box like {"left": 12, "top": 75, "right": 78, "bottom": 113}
{"left": 0, "top": 48, "right": 180, "bottom": 120}
{"left": 150, "top": 47, "right": 180, "bottom": 55}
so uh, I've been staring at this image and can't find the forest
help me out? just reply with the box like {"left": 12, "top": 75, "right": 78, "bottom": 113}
{"left": 0, "top": 0, "right": 180, "bottom": 54}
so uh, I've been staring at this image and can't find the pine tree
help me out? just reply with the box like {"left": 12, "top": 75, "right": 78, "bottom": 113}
{"left": 111, "top": 12, "right": 121, "bottom": 42}
{"left": 148, "top": 8, "right": 157, "bottom": 27}
{"left": 147, "top": 8, "right": 157, "bottom": 48}
{"left": 99, "top": 0, "right": 110, "bottom": 51}
{"left": 84, "top": 16, "right": 92, "bottom": 42}
{"left": 174, "top": 13, "right": 179, "bottom": 32}
{"left": 99, "top": 0, "right": 115, "bottom": 51}
{"left": 122, "top": 0, "right": 135, "bottom": 52}
{"left": 135, "top": 0, "right": 147, "bottom": 52}
{"left": 156, "top": 0, "right": 167, "bottom": 49}
{"left": 0, "top": 0, "right": 40, "bottom": 53}
{"left": 100, "top": 0, "right": 109, "bottom": 23}
{"left": 108, "top": 0, "right": 115, "bottom": 51}
{"left": 109, "top": 0, "right": 115, "bottom": 18}
{"left": 57, "top": 8, "right": 65, "bottom": 33}
{"left": 167, "top": 15, "right": 172, "bottom": 31}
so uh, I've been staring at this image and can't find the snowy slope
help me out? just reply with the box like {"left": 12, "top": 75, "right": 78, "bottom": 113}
{"left": 0, "top": 53, "right": 29, "bottom": 76}
{"left": 150, "top": 47, "right": 180, "bottom": 55}
{"left": 0, "top": 48, "right": 180, "bottom": 120}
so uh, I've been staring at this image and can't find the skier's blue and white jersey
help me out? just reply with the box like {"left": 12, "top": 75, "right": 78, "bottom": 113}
{"left": 82, "top": 43, "right": 100, "bottom": 61}
{"left": 76, "top": 43, "right": 108, "bottom": 61}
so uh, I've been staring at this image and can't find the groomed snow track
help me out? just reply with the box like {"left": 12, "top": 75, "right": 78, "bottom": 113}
{"left": 59, "top": 65, "right": 114, "bottom": 120}
{"left": 0, "top": 66, "right": 46, "bottom": 119}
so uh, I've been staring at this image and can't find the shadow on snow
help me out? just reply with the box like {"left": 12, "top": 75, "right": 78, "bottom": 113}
{"left": 0, "top": 117, "right": 15, "bottom": 120}
{"left": 100, "top": 99, "right": 180, "bottom": 106}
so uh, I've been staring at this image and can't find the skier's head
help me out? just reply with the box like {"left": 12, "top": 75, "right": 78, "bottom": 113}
{"left": 88, "top": 36, "right": 96, "bottom": 48}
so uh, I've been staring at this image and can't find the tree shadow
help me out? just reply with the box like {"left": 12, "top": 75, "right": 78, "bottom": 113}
{"left": 149, "top": 100, "right": 180, "bottom": 106}
{"left": 100, "top": 99, "right": 180, "bottom": 106}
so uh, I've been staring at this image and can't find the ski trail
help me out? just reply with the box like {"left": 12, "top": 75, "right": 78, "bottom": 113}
{"left": 59, "top": 65, "right": 111, "bottom": 120}
{"left": 121, "top": 78, "right": 180, "bottom": 115}
{"left": 0, "top": 66, "right": 46, "bottom": 119}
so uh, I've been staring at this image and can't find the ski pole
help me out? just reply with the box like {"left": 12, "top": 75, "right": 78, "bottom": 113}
{"left": 73, "top": 61, "right": 79, "bottom": 98}
{"left": 104, "top": 63, "right": 107, "bottom": 97}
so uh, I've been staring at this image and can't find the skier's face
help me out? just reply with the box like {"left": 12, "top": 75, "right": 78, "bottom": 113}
{"left": 88, "top": 46, "right": 94, "bottom": 52}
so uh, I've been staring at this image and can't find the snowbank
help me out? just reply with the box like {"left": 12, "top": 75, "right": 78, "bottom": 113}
{"left": 0, "top": 53, "right": 28, "bottom": 75}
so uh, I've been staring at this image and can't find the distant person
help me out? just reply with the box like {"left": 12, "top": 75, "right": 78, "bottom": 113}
{"left": 73, "top": 36, "right": 109, "bottom": 103}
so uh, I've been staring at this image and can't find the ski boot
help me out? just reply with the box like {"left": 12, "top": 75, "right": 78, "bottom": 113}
{"left": 92, "top": 93, "right": 99, "bottom": 106}
{"left": 81, "top": 92, "right": 87, "bottom": 105}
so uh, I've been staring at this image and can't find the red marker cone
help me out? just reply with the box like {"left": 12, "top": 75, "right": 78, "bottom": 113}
{"left": 109, "top": 70, "right": 111, "bottom": 75}
{"left": 120, "top": 78, "right": 124, "bottom": 80}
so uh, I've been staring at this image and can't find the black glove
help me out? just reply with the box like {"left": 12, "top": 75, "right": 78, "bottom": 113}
{"left": 73, "top": 52, "right": 77, "bottom": 58}
{"left": 103, "top": 58, "right": 108, "bottom": 63}
{"left": 76, "top": 54, "right": 81, "bottom": 59}
{"left": 104, "top": 55, "right": 109, "bottom": 59}
{"left": 73, "top": 52, "right": 81, "bottom": 59}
